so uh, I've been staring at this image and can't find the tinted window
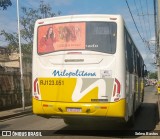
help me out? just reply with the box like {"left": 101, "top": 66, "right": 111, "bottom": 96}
{"left": 37, "top": 22, "right": 117, "bottom": 54}
{"left": 86, "top": 22, "right": 117, "bottom": 54}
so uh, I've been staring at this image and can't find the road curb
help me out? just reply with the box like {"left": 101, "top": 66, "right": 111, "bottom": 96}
{"left": 0, "top": 109, "right": 32, "bottom": 120}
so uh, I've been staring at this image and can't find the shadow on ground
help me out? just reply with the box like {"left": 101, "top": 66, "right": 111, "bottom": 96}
{"left": 53, "top": 103, "right": 159, "bottom": 138}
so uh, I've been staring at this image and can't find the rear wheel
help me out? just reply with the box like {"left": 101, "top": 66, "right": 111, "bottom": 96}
{"left": 141, "top": 89, "right": 144, "bottom": 102}
{"left": 63, "top": 117, "right": 79, "bottom": 125}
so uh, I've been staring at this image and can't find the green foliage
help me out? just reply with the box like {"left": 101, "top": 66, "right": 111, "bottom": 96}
{"left": 0, "top": 2, "right": 60, "bottom": 55}
{"left": 0, "top": 0, "right": 12, "bottom": 10}
{"left": 0, "top": 30, "right": 19, "bottom": 51}
{"left": 149, "top": 71, "right": 158, "bottom": 79}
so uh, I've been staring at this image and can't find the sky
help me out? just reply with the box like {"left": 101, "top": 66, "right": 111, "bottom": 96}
{"left": 0, "top": 0, "right": 156, "bottom": 72}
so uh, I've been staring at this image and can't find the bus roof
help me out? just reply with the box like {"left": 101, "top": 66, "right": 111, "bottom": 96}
{"left": 35, "top": 14, "right": 123, "bottom": 25}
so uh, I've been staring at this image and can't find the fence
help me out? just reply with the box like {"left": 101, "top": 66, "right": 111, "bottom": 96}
{"left": 0, "top": 70, "right": 32, "bottom": 110}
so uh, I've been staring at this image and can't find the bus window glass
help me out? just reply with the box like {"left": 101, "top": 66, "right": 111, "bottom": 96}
{"left": 86, "top": 22, "right": 117, "bottom": 53}
{"left": 37, "top": 22, "right": 117, "bottom": 54}
{"left": 126, "top": 34, "right": 134, "bottom": 73}
{"left": 37, "top": 23, "right": 86, "bottom": 54}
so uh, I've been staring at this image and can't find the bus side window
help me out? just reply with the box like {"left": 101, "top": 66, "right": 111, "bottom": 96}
{"left": 126, "top": 34, "right": 134, "bottom": 73}
{"left": 137, "top": 53, "right": 141, "bottom": 77}
{"left": 134, "top": 49, "right": 137, "bottom": 74}
{"left": 132, "top": 45, "right": 135, "bottom": 73}
{"left": 124, "top": 28, "right": 128, "bottom": 71}
{"left": 141, "top": 61, "right": 144, "bottom": 77}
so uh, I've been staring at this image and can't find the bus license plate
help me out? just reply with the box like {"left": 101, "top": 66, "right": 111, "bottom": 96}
{"left": 67, "top": 108, "right": 82, "bottom": 112}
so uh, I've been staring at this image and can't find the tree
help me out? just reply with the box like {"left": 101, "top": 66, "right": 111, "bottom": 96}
{"left": 0, "top": 0, "right": 12, "bottom": 10}
{"left": 0, "top": 2, "right": 60, "bottom": 55}
{"left": 0, "top": 30, "right": 18, "bottom": 51}
{"left": 149, "top": 71, "right": 158, "bottom": 79}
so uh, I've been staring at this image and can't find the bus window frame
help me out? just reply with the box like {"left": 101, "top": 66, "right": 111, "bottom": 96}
{"left": 37, "top": 21, "right": 117, "bottom": 55}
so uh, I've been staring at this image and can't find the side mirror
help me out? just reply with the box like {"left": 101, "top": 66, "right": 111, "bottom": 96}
{"left": 144, "top": 70, "right": 148, "bottom": 77}
{"left": 143, "top": 64, "right": 148, "bottom": 77}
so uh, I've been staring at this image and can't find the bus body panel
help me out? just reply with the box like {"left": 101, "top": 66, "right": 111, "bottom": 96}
{"left": 33, "top": 98, "right": 126, "bottom": 118}
{"left": 36, "top": 78, "right": 114, "bottom": 102}
{"left": 32, "top": 14, "right": 144, "bottom": 122}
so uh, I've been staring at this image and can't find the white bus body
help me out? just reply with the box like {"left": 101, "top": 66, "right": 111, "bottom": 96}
{"left": 32, "top": 14, "right": 145, "bottom": 125}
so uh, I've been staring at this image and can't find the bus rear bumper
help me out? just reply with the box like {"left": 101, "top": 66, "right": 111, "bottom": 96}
{"left": 32, "top": 98, "right": 126, "bottom": 118}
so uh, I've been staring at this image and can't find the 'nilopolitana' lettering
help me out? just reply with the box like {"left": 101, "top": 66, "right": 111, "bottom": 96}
{"left": 52, "top": 69, "right": 96, "bottom": 77}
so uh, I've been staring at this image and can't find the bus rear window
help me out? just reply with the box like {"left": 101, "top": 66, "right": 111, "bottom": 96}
{"left": 86, "top": 22, "right": 117, "bottom": 54}
{"left": 37, "top": 22, "right": 117, "bottom": 54}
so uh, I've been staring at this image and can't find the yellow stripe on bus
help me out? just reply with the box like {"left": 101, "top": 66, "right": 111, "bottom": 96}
{"left": 32, "top": 97, "right": 126, "bottom": 118}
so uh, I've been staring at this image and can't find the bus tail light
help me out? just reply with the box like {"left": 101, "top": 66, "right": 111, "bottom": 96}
{"left": 38, "top": 21, "right": 44, "bottom": 24}
{"left": 33, "top": 78, "right": 40, "bottom": 100}
{"left": 110, "top": 17, "right": 117, "bottom": 20}
{"left": 113, "top": 78, "right": 121, "bottom": 101}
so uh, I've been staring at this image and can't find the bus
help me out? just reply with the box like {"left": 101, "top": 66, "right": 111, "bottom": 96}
{"left": 32, "top": 14, "right": 146, "bottom": 126}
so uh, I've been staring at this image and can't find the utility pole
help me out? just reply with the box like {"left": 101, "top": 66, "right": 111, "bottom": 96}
{"left": 154, "top": 0, "right": 158, "bottom": 54}
{"left": 156, "top": 0, "right": 160, "bottom": 81}
{"left": 17, "top": 0, "right": 25, "bottom": 110}
{"left": 156, "top": 0, "right": 160, "bottom": 123}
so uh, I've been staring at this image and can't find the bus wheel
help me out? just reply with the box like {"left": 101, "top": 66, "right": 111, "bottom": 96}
{"left": 141, "top": 90, "right": 144, "bottom": 102}
{"left": 63, "top": 118, "right": 78, "bottom": 125}
{"left": 127, "top": 94, "right": 135, "bottom": 127}
{"left": 0, "top": 99, "right": 3, "bottom": 109}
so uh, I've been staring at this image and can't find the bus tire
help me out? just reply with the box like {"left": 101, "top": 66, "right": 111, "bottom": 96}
{"left": 127, "top": 94, "right": 135, "bottom": 127}
{"left": 141, "top": 89, "right": 144, "bottom": 102}
{"left": 0, "top": 99, "right": 3, "bottom": 108}
{"left": 63, "top": 118, "right": 78, "bottom": 125}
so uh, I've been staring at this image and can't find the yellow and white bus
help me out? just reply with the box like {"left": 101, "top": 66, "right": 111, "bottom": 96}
{"left": 32, "top": 14, "right": 146, "bottom": 126}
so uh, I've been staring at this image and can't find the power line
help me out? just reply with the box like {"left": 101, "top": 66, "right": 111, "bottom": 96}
{"left": 146, "top": 0, "right": 152, "bottom": 39}
{"left": 125, "top": 0, "right": 145, "bottom": 43}
{"left": 134, "top": 0, "right": 145, "bottom": 39}
{"left": 125, "top": 0, "right": 155, "bottom": 54}
{"left": 139, "top": 0, "right": 148, "bottom": 40}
